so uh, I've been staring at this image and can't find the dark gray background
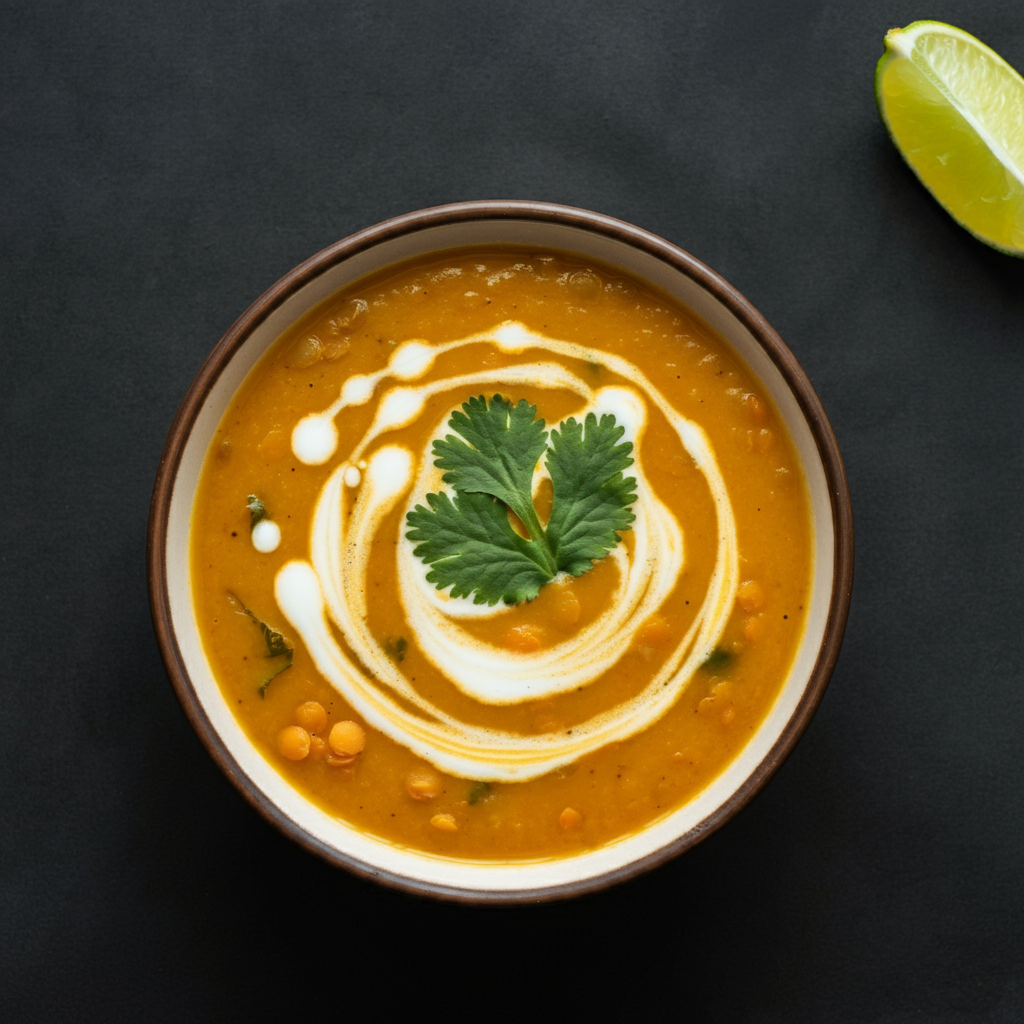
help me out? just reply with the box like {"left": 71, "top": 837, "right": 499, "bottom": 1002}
{"left": 3, "top": 2, "right": 1022, "bottom": 1021}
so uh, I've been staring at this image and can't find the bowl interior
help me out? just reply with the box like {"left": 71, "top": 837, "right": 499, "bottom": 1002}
{"left": 155, "top": 209, "right": 847, "bottom": 901}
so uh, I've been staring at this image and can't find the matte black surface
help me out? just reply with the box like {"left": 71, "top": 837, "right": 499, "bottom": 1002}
{"left": 2, "top": 2, "right": 1022, "bottom": 1020}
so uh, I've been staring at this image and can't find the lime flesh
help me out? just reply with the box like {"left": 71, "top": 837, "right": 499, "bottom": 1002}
{"left": 875, "top": 21, "right": 1024, "bottom": 256}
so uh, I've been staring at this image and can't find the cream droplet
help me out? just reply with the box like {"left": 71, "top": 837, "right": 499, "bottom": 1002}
{"left": 251, "top": 519, "right": 281, "bottom": 553}
{"left": 492, "top": 321, "right": 533, "bottom": 351}
{"left": 374, "top": 387, "right": 425, "bottom": 432}
{"left": 390, "top": 341, "right": 435, "bottom": 380}
{"left": 292, "top": 415, "right": 338, "bottom": 465}
{"left": 341, "top": 374, "right": 375, "bottom": 406}
{"left": 366, "top": 445, "right": 413, "bottom": 500}
{"left": 343, "top": 465, "right": 361, "bottom": 487}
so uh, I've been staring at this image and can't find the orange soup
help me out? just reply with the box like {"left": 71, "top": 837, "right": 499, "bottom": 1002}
{"left": 190, "top": 247, "right": 812, "bottom": 859}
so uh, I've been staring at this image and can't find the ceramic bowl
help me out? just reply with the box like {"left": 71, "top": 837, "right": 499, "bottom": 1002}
{"left": 148, "top": 201, "right": 853, "bottom": 902}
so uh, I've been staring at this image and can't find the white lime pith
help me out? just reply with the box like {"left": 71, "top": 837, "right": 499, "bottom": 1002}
{"left": 875, "top": 20, "right": 1024, "bottom": 257}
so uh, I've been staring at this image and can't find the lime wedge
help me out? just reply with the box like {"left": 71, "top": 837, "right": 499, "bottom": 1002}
{"left": 875, "top": 21, "right": 1024, "bottom": 257}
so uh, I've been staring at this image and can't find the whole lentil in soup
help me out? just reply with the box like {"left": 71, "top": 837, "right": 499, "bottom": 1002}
{"left": 191, "top": 247, "right": 812, "bottom": 859}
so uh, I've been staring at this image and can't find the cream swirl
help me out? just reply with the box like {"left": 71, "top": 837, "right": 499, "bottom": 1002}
{"left": 275, "top": 324, "right": 739, "bottom": 781}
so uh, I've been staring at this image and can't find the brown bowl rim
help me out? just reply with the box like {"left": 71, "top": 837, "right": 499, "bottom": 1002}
{"left": 147, "top": 200, "right": 853, "bottom": 904}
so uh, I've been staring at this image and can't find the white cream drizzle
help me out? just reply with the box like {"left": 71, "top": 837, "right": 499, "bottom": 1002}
{"left": 276, "top": 323, "right": 739, "bottom": 782}
{"left": 291, "top": 416, "right": 337, "bottom": 466}
{"left": 251, "top": 518, "right": 281, "bottom": 553}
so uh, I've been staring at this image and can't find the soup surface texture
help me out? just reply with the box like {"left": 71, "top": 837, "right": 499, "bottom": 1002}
{"left": 191, "top": 247, "right": 812, "bottom": 859}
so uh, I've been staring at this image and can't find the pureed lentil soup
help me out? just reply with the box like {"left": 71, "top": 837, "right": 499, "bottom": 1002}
{"left": 191, "top": 247, "right": 812, "bottom": 860}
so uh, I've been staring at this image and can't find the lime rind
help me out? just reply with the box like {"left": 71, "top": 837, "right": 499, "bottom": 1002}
{"left": 875, "top": 20, "right": 1024, "bottom": 258}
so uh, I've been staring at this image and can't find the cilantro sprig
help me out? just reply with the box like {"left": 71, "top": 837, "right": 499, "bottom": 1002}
{"left": 406, "top": 394, "right": 636, "bottom": 606}
{"left": 226, "top": 591, "right": 294, "bottom": 697}
{"left": 246, "top": 494, "right": 268, "bottom": 529}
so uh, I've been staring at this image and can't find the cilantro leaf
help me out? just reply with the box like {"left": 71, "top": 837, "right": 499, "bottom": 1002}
{"left": 384, "top": 636, "right": 408, "bottom": 662}
{"left": 406, "top": 395, "right": 637, "bottom": 606}
{"left": 432, "top": 394, "right": 553, "bottom": 569}
{"left": 545, "top": 413, "right": 637, "bottom": 576}
{"left": 246, "top": 494, "right": 268, "bottom": 529}
{"left": 702, "top": 647, "right": 733, "bottom": 671}
{"left": 468, "top": 781, "right": 492, "bottom": 805}
{"left": 406, "top": 489, "right": 553, "bottom": 605}
{"left": 227, "top": 591, "right": 294, "bottom": 696}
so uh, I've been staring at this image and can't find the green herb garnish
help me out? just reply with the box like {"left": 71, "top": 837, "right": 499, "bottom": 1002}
{"left": 702, "top": 647, "right": 732, "bottom": 671}
{"left": 405, "top": 395, "right": 636, "bottom": 606}
{"left": 384, "top": 636, "right": 408, "bottom": 662}
{"left": 246, "top": 494, "right": 268, "bottom": 530}
{"left": 227, "top": 591, "right": 294, "bottom": 696}
{"left": 468, "top": 781, "right": 492, "bottom": 805}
